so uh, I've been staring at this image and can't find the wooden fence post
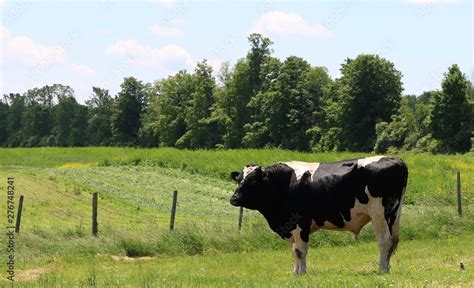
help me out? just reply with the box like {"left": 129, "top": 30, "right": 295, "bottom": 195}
{"left": 15, "top": 195, "right": 24, "bottom": 233}
{"left": 238, "top": 206, "right": 244, "bottom": 232}
{"left": 92, "top": 192, "right": 98, "bottom": 236}
{"left": 170, "top": 190, "right": 178, "bottom": 230}
{"left": 457, "top": 171, "right": 462, "bottom": 216}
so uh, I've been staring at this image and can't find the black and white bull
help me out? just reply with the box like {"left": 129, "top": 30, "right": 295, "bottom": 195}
{"left": 230, "top": 156, "right": 408, "bottom": 274}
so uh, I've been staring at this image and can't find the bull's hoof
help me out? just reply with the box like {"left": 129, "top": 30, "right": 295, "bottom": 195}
{"left": 293, "top": 269, "right": 307, "bottom": 275}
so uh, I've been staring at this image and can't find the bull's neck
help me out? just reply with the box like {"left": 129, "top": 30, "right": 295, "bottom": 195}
{"left": 256, "top": 163, "right": 297, "bottom": 237}
{"left": 257, "top": 184, "right": 295, "bottom": 238}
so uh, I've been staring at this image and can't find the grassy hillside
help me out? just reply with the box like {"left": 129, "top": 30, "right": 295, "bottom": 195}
{"left": 0, "top": 148, "right": 472, "bottom": 286}
{"left": 9, "top": 236, "right": 474, "bottom": 287}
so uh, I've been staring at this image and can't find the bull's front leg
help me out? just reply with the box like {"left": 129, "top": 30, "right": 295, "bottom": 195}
{"left": 291, "top": 225, "right": 309, "bottom": 275}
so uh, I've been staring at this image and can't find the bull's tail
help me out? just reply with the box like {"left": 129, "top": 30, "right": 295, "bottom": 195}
{"left": 387, "top": 188, "right": 403, "bottom": 258}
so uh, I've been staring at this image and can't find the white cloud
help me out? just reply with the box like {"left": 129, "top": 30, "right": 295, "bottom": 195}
{"left": 207, "top": 58, "right": 224, "bottom": 73}
{"left": 71, "top": 64, "right": 96, "bottom": 76}
{"left": 105, "top": 39, "right": 193, "bottom": 68}
{"left": 407, "top": 0, "right": 457, "bottom": 4}
{"left": 106, "top": 39, "right": 146, "bottom": 55}
{"left": 149, "top": 0, "right": 175, "bottom": 7}
{"left": 150, "top": 24, "right": 184, "bottom": 37}
{"left": 1, "top": 25, "right": 65, "bottom": 65}
{"left": 250, "top": 11, "right": 331, "bottom": 38}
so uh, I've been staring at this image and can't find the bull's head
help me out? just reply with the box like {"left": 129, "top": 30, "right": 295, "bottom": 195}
{"left": 229, "top": 165, "right": 268, "bottom": 210}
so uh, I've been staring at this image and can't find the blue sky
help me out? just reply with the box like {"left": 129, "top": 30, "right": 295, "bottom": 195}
{"left": 1, "top": 0, "right": 472, "bottom": 103}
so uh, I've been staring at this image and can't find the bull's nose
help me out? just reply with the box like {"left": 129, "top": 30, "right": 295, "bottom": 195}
{"left": 230, "top": 196, "right": 239, "bottom": 206}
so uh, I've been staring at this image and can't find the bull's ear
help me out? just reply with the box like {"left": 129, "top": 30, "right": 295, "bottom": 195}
{"left": 230, "top": 171, "right": 240, "bottom": 182}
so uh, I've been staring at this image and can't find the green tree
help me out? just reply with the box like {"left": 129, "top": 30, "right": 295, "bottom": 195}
{"left": 25, "top": 84, "right": 74, "bottom": 107}
{"left": 208, "top": 74, "right": 233, "bottom": 149}
{"left": 86, "top": 87, "right": 113, "bottom": 145}
{"left": 468, "top": 81, "right": 474, "bottom": 101}
{"left": 269, "top": 57, "right": 313, "bottom": 150}
{"left": 21, "top": 103, "right": 52, "bottom": 146}
{"left": 470, "top": 82, "right": 474, "bottom": 140}
{"left": 310, "top": 80, "right": 345, "bottom": 151}
{"left": 431, "top": 65, "right": 472, "bottom": 153}
{"left": 374, "top": 94, "right": 434, "bottom": 153}
{"left": 111, "top": 77, "right": 147, "bottom": 146}
{"left": 0, "top": 100, "right": 8, "bottom": 146}
{"left": 69, "top": 103, "right": 89, "bottom": 146}
{"left": 242, "top": 56, "right": 281, "bottom": 148}
{"left": 303, "top": 67, "right": 333, "bottom": 150}
{"left": 247, "top": 33, "right": 273, "bottom": 95}
{"left": 177, "top": 60, "right": 220, "bottom": 148}
{"left": 144, "top": 71, "right": 194, "bottom": 147}
{"left": 4, "top": 93, "right": 25, "bottom": 146}
{"left": 218, "top": 34, "right": 274, "bottom": 148}
{"left": 322, "top": 54, "right": 403, "bottom": 151}
{"left": 53, "top": 96, "right": 88, "bottom": 146}
{"left": 19, "top": 84, "right": 77, "bottom": 146}
{"left": 244, "top": 57, "right": 331, "bottom": 150}
{"left": 218, "top": 60, "right": 252, "bottom": 148}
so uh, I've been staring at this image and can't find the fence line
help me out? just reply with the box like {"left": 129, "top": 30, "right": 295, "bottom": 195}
{"left": 16, "top": 170, "right": 467, "bottom": 236}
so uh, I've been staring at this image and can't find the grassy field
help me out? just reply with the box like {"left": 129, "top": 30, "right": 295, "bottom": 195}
{"left": 8, "top": 236, "right": 474, "bottom": 287}
{"left": 0, "top": 147, "right": 473, "bottom": 286}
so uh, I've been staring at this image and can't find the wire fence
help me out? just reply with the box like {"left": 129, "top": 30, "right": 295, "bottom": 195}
{"left": 11, "top": 170, "right": 467, "bottom": 237}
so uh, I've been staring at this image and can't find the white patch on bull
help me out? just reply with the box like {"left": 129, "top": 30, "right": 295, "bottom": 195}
{"left": 242, "top": 165, "right": 258, "bottom": 179}
{"left": 366, "top": 186, "right": 385, "bottom": 219}
{"left": 283, "top": 161, "right": 320, "bottom": 180}
{"left": 357, "top": 156, "right": 385, "bottom": 167}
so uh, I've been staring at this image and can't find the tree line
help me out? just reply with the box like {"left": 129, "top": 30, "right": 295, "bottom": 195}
{"left": 1, "top": 34, "right": 472, "bottom": 153}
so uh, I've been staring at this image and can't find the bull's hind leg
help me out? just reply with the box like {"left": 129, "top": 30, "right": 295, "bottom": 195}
{"left": 370, "top": 216, "right": 392, "bottom": 272}
{"left": 368, "top": 197, "right": 399, "bottom": 272}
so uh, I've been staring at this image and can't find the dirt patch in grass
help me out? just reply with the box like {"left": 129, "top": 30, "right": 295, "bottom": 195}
{"left": 17, "top": 267, "right": 49, "bottom": 281}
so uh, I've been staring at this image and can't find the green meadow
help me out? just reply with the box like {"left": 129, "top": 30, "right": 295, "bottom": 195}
{"left": 0, "top": 148, "right": 472, "bottom": 287}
